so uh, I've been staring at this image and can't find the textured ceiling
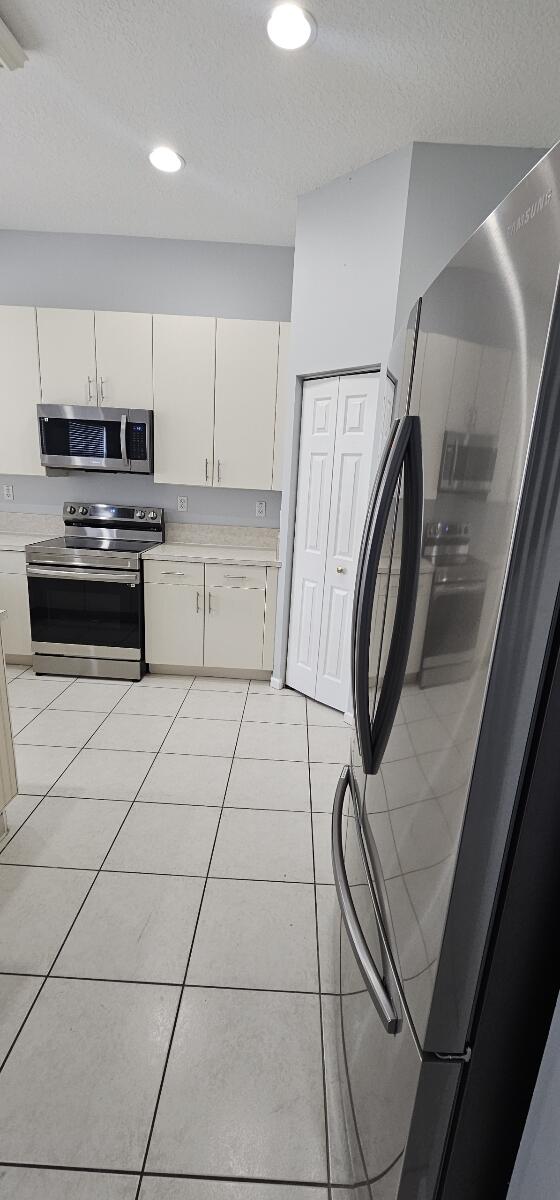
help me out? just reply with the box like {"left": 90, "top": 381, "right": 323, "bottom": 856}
{"left": 0, "top": 0, "right": 559, "bottom": 245}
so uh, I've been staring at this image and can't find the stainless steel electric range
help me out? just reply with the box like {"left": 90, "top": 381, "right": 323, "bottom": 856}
{"left": 25, "top": 501, "right": 164, "bottom": 680}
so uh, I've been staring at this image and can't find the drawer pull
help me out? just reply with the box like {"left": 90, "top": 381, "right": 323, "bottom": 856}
{"left": 161, "top": 570, "right": 187, "bottom": 576}
{"left": 224, "top": 574, "right": 247, "bottom": 581}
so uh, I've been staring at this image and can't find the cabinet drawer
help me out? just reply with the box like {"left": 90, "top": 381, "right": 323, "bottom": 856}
{"left": 206, "top": 564, "right": 266, "bottom": 590}
{"left": 0, "top": 551, "right": 27, "bottom": 576}
{"left": 144, "top": 560, "right": 204, "bottom": 587}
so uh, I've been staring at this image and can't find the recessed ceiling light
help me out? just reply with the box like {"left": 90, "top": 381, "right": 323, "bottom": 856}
{"left": 149, "top": 146, "right": 184, "bottom": 173}
{"left": 267, "top": 3, "right": 316, "bottom": 50}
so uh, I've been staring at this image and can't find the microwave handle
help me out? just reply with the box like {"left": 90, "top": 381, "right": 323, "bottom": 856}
{"left": 120, "top": 414, "right": 129, "bottom": 466}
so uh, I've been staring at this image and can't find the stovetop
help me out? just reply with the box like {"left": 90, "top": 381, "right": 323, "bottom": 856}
{"left": 25, "top": 500, "right": 165, "bottom": 572}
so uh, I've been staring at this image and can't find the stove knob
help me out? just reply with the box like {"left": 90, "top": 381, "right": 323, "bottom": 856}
{"left": 136, "top": 510, "right": 146, "bottom": 519}
{"left": 67, "top": 505, "right": 76, "bottom": 515}
{"left": 148, "top": 510, "right": 158, "bottom": 520}
{"left": 79, "top": 506, "right": 88, "bottom": 516}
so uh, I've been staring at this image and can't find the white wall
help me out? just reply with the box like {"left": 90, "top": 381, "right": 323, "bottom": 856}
{"left": 0, "top": 229, "right": 292, "bottom": 529}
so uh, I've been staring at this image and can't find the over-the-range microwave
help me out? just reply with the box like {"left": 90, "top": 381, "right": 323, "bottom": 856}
{"left": 37, "top": 405, "right": 153, "bottom": 474}
{"left": 438, "top": 428, "right": 497, "bottom": 496}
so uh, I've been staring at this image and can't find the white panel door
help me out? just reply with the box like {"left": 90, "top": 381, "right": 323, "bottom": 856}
{"left": 315, "top": 373, "right": 379, "bottom": 710}
{"left": 153, "top": 315, "right": 215, "bottom": 486}
{"left": 94, "top": 311, "right": 153, "bottom": 409}
{"left": 0, "top": 306, "right": 42, "bottom": 476}
{"left": 213, "top": 319, "right": 279, "bottom": 489}
{"left": 286, "top": 377, "right": 339, "bottom": 697}
{"left": 37, "top": 307, "right": 97, "bottom": 406}
{"left": 272, "top": 321, "right": 291, "bottom": 490}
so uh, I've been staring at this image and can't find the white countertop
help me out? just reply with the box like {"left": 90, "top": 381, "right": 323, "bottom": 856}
{"left": 0, "top": 533, "right": 46, "bottom": 553}
{"left": 143, "top": 543, "right": 281, "bottom": 568}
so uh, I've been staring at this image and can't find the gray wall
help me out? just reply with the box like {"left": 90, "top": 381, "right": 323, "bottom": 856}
{"left": 394, "top": 142, "right": 543, "bottom": 333}
{"left": 507, "top": 992, "right": 560, "bottom": 1199}
{"left": 272, "top": 145, "right": 413, "bottom": 682}
{"left": 0, "top": 475, "right": 281, "bottom": 528}
{"left": 0, "top": 230, "right": 294, "bottom": 321}
{"left": 0, "top": 229, "right": 291, "bottom": 530}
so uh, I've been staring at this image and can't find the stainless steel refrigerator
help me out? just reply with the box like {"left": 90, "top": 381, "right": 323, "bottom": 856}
{"left": 331, "top": 141, "right": 560, "bottom": 1198}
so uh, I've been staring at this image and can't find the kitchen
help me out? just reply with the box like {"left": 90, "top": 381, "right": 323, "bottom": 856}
{"left": 1, "top": 3, "right": 560, "bottom": 1199}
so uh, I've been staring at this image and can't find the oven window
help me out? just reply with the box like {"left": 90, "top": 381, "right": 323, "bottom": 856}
{"left": 28, "top": 576, "right": 142, "bottom": 650}
{"left": 454, "top": 443, "right": 496, "bottom": 485}
{"left": 40, "top": 417, "right": 122, "bottom": 460}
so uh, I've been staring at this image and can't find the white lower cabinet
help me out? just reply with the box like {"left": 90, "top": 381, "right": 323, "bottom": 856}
{"left": 143, "top": 560, "right": 273, "bottom": 673}
{"left": 204, "top": 584, "right": 265, "bottom": 672}
{"left": 0, "top": 553, "right": 32, "bottom": 659}
{"left": 144, "top": 562, "right": 204, "bottom": 668}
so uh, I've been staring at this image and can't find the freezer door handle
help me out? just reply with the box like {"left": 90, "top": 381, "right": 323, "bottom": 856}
{"left": 332, "top": 767, "right": 398, "bottom": 1034}
{"left": 354, "top": 415, "right": 423, "bottom": 774}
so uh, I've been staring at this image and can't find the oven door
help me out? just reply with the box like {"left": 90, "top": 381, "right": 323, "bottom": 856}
{"left": 37, "top": 405, "right": 131, "bottom": 472}
{"left": 27, "top": 564, "right": 143, "bottom": 659}
{"left": 420, "top": 579, "right": 486, "bottom": 684}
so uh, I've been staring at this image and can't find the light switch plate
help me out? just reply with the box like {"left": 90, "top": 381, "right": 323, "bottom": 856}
{"left": 2, "top": 485, "right": 14, "bottom": 501}
{"left": 256, "top": 500, "right": 266, "bottom": 518}
{"left": 177, "top": 496, "right": 188, "bottom": 512}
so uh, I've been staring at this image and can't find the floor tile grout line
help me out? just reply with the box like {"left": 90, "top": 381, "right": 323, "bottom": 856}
{"left": 0, "top": 678, "right": 162, "bottom": 1074}
{"left": 133, "top": 679, "right": 253, "bottom": 1199}
{"left": 0, "top": 1160, "right": 332, "bottom": 1188}
{"left": 305, "top": 695, "right": 332, "bottom": 1200}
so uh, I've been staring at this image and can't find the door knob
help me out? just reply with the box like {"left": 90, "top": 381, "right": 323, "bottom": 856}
{"left": 336, "top": 566, "right": 347, "bottom": 574}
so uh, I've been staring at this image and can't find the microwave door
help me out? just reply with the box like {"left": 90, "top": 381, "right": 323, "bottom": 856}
{"left": 38, "top": 405, "right": 130, "bottom": 472}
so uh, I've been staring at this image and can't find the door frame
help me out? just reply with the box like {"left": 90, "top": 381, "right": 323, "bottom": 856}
{"left": 282, "top": 365, "right": 384, "bottom": 713}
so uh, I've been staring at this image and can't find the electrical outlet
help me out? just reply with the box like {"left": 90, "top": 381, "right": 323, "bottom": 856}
{"left": 177, "top": 495, "right": 188, "bottom": 512}
{"left": 256, "top": 500, "right": 266, "bottom": 518}
{"left": 2, "top": 485, "right": 14, "bottom": 501}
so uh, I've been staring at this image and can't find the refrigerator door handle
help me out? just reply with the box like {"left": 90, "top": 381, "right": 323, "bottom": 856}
{"left": 354, "top": 415, "right": 423, "bottom": 774}
{"left": 332, "top": 767, "right": 398, "bottom": 1034}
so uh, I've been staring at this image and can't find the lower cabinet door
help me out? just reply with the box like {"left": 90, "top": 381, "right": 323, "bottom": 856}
{"left": 0, "top": 572, "right": 32, "bottom": 658}
{"left": 144, "top": 582, "right": 204, "bottom": 667}
{"left": 204, "top": 586, "right": 265, "bottom": 671}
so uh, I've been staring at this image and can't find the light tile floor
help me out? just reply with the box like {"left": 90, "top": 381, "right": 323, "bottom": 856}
{"left": 0, "top": 665, "right": 478, "bottom": 1196}
{"left": 0, "top": 667, "right": 351, "bottom": 1197}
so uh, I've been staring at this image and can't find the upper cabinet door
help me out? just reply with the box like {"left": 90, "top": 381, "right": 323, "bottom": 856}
{"left": 0, "top": 306, "right": 42, "bottom": 475}
{"left": 37, "top": 308, "right": 97, "bottom": 405}
{"left": 213, "top": 319, "right": 279, "bottom": 489}
{"left": 272, "top": 321, "right": 291, "bottom": 491}
{"left": 94, "top": 311, "right": 153, "bottom": 409}
{"left": 153, "top": 315, "right": 215, "bottom": 486}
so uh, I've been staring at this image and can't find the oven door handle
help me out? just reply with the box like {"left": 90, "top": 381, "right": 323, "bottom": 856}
{"left": 120, "top": 413, "right": 129, "bottom": 467}
{"left": 354, "top": 415, "right": 423, "bottom": 774}
{"left": 26, "top": 565, "right": 140, "bottom": 585}
{"left": 432, "top": 581, "right": 486, "bottom": 597}
{"left": 332, "top": 768, "right": 398, "bottom": 1033}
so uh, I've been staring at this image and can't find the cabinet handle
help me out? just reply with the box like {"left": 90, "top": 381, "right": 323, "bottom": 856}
{"left": 224, "top": 574, "right": 247, "bottom": 581}
{"left": 87, "top": 376, "right": 95, "bottom": 404}
{"left": 99, "top": 376, "right": 106, "bottom": 403}
{"left": 208, "top": 592, "right": 212, "bottom": 614}
{"left": 161, "top": 570, "right": 187, "bottom": 576}
{"left": 336, "top": 566, "right": 347, "bottom": 574}
{"left": 196, "top": 590, "right": 201, "bottom": 613}
{"left": 217, "top": 459, "right": 222, "bottom": 483}
{"left": 205, "top": 458, "right": 209, "bottom": 483}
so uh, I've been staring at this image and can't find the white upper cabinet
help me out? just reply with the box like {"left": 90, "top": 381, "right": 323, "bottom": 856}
{"left": 0, "top": 306, "right": 42, "bottom": 475}
{"left": 213, "top": 318, "right": 279, "bottom": 489}
{"left": 153, "top": 315, "right": 215, "bottom": 486}
{"left": 94, "top": 311, "right": 153, "bottom": 409}
{"left": 37, "top": 307, "right": 97, "bottom": 406}
{"left": 272, "top": 321, "right": 291, "bottom": 491}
